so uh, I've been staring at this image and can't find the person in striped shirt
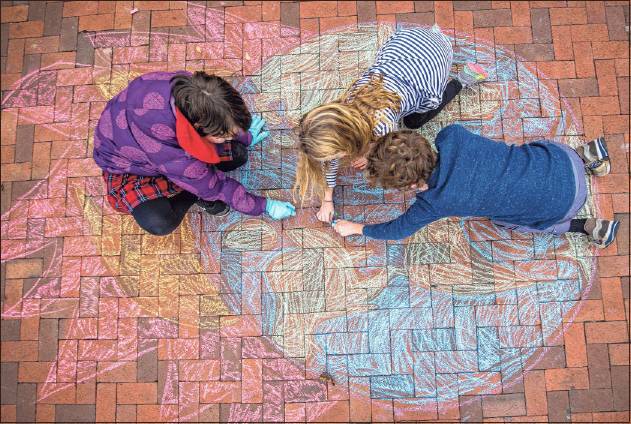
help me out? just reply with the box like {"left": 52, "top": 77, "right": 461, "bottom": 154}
{"left": 294, "top": 26, "right": 487, "bottom": 222}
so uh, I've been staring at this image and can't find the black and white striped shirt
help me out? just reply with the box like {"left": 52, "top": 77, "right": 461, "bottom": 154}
{"left": 325, "top": 26, "right": 453, "bottom": 188}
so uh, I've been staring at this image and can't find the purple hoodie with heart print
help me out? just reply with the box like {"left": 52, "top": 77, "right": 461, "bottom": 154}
{"left": 92, "top": 71, "right": 266, "bottom": 215}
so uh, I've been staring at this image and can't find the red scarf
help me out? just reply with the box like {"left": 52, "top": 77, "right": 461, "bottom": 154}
{"left": 175, "top": 107, "right": 220, "bottom": 164}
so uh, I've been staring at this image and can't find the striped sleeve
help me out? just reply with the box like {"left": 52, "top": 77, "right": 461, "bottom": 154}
{"left": 325, "top": 159, "right": 339, "bottom": 188}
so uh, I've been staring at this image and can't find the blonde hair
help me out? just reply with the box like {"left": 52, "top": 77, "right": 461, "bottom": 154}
{"left": 294, "top": 75, "right": 401, "bottom": 201}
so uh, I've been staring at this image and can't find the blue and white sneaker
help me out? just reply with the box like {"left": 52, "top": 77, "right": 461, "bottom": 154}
{"left": 576, "top": 136, "right": 611, "bottom": 177}
{"left": 585, "top": 218, "right": 620, "bottom": 248}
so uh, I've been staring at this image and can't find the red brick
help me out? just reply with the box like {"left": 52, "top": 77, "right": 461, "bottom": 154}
{"left": 573, "top": 41, "right": 595, "bottom": 78}
{"left": 320, "top": 16, "right": 357, "bottom": 33}
{"left": 40, "top": 51, "right": 76, "bottom": 70}
{"left": 545, "top": 367, "right": 589, "bottom": 390}
{"left": 1, "top": 163, "right": 32, "bottom": 181}
{"left": 56, "top": 68, "right": 94, "bottom": 86}
{"left": 225, "top": 5, "right": 262, "bottom": 22}
{"left": 435, "top": 1, "right": 454, "bottom": 28}
{"left": 97, "top": 362, "right": 137, "bottom": 382}
{"left": 24, "top": 36, "right": 59, "bottom": 54}
{"left": 494, "top": 26, "right": 532, "bottom": 44}
{"left": 608, "top": 343, "right": 630, "bottom": 365}
{"left": 306, "top": 400, "right": 351, "bottom": 422}
{"left": 114, "top": 1, "right": 133, "bottom": 29}
{"left": 199, "top": 382, "right": 241, "bottom": 403}
{"left": 96, "top": 383, "right": 116, "bottom": 422}
{"left": 27, "top": 144, "right": 53, "bottom": 180}
{"left": 117, "top": 383, "right": 157, "bottom": 404}
{"left": 9, "top": 21, "right": 44, "bottom": 38}
{"left": 585, "top": 321, "right": 629, "bottom": 344}
{"left": 5, "top": 39, "right": 25, "bottom": 74}
{"left": 37, "top": 382, "right": 76, "bottom": 404}
{"left": 79, "top": 13, "right": 115, "bottom": 32}
{"left": 136, "top": 404, "right": 178, "bottom": 422}
{"left": 549, "top": 7, "right": 588, "bottom": 24}
{"left": 596, "top": 60, "right": 618, "bottom": 96}
{"left": 18, "top": 106, "right": 55, "bottom": 125}
{"left": 0, "top": 341, "right": 39, "bottom": 361}
{"left": 241, "top": 359, "right": 263, "bottom": 403}
{"left": 134, "top": 1, "right": 170, "bottom": 10}
{"left": 63, "top": 1, "right": 99, "bottom": 17}
{"left": 511, "top": 1, "right": 530, "bottom": 26}
{"left": 1, "top": 5, "right": 28, "bottom": 22}
{"left": 338, "top": 1, "right": 357, "bottom": 16}
{"left": 551, "top": 25, "right": 573, "bottom": 60}
{"left": 151, "top": 9, "right": 187, "bottom": 27}
{"left": 523, "top": 370, "right": 547, "bottom": 415}
{"left": 586, "top": 1, "right": 607, "bottom": 23}
{"left": 564, "top": 322, "right": 588, "bottom": 367}
{"left": 601, "top": 277, "right": 626, "bottom": 321}
{"left": 558, "top": 78, "right": 599, "bottom": 97}
{"left": 537, "top": 61, "right": 576, "bottom": 79}
{"left": 158, "top": 338, "right": 199, "bottom": 360}
{"left": 300, "top": 1, "right": 337, "bottom": 18}
{"left": 393, "top": 399, "right": 437, "bottom": 421}
{"left": 580, "top": 96, "right": 620, "bottom": 116}
{"left": 113, "top": 46, "right": 149, "bottom": 64}
{"left": 592, "top": 41, "right": 630, "bottom": 60}
{"left": 571, "top": 23, "right": 610, "bottom": 41}
{"left": 18, "top": 362, "right": 56, "bottom": 382}
{"left": 375, "top": 1, "right": 414, "bottom": 14}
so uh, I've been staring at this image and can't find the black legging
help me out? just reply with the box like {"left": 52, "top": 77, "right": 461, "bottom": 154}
{"left": 402, "top": 79, "right": 463, "bottom": 129}
{"left": 132, "top": 141, "right": 248, "bottom": 236}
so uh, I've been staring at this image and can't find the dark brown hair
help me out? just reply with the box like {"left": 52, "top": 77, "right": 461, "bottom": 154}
{"left": 171, "top": 71, "right": 251, "bottom": 137}
{"left": 366, "top": 130, "right": 437, "bottom": 189}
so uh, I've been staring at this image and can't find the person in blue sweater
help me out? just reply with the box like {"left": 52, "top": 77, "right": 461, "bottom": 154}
{"left": 332, "top": 125, "right": 619, "bottom": 248}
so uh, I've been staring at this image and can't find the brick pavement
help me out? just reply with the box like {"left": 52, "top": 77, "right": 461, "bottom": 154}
{"left": 1, "top": 1, "right": 629, "bottom": 422}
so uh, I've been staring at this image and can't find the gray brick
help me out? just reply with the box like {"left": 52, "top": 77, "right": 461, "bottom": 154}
{"left": 1, "top": 363, "right": 18, "bottom": 404}
{"left": 27, "top": 0, "right": 46, "bottom": 21}
{"left": 357, "top": 1, "right": 376, "bottom": 23}
{"left": 39, "top": 319, "right": 59, "bottom": 361}
{"left": 1, "top": 319, "right": 21, "bottom": 341}
{"left": 397, "top": 12, "right": 435, "bottom": 26}
{"left": 569, "top": 388, "right": 613, "bottom": 412}
{"left": 611, "top": 365, "right": 630, "bottom": 411}
{"left": 137, "top": 339, "right": 158, "bottom": 382}
{"left": 14, "top": 125, "right": 34, "bottom": 163}
{"left": 55, "top": 405, "right": 96, "bottom": 423}
{"left": 531, "top": 8, "right": 552, "bottom": 43}
{"left": 76, "top": 32, "right": 94, "bottom": 66}
{"left": 59, "top": 17, "right": 78, "bottom": 52}
{"left": 21, "top": 53, "right": 40, "bottom": 76}
{"left": 43, "top": 1, "right": 63, "bottom": 36}
{"left": 547, "top": 390, "right": 570, "bottom": 422}
{"left": 16, "top": 383, "right": 36, "bottom": 423}
{"left": 587, "top": 343, "right": 612, "bottom": 388}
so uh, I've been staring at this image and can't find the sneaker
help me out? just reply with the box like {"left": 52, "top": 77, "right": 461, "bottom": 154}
{"left": 456, "top": 63, "right": 488, "bottom": 88}
{"left": 197, "top": 199, "right": 230, "bottom": 216}
{"left": 584, "top": 218, "right": 620, "bottom": 248}
{"left": 576, "top": 136, "right": 611, "bottom": 177}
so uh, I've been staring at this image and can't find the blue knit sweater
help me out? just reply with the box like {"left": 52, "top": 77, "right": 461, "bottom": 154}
{"left": 363, "top": 125, "right": 576, "bottom": 240}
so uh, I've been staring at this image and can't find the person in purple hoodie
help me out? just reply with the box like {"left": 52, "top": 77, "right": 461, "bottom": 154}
{"left": 93, "top": 71, "right": 295, "bottom": 236}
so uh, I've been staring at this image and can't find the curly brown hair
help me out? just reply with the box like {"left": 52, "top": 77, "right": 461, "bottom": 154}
{"left": 366, "top": 130, "right": 437, "bottom": 189}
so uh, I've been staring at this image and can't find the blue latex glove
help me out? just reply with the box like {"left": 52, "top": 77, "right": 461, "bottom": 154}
{"left": 248, "top": 115, "right": 270, "bottom": 147}
{"left": 265, "top": 199, "right": 296, "bottom": 220}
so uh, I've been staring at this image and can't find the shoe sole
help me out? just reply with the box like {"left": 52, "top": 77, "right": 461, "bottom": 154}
{"left": 594, "top": 220, "right": 620, "bottom": 249}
